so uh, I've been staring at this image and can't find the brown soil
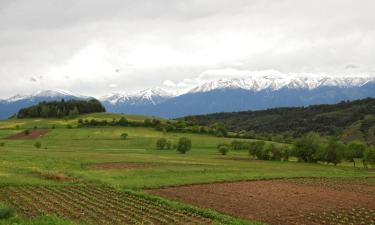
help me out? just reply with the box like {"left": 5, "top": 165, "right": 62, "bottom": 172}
{"left": 4, "top": 129, "right": 51, "bottom": 139}
{"left": 147, "top": 178, "right": 375, "bottom": 225}
{"left": 87, "top": 162, "right": 148, "bottom": 170}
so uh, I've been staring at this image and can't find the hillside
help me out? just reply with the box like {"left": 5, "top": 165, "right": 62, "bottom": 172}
{"left": 183, "top": 98, "right": 375, "bottom": 143}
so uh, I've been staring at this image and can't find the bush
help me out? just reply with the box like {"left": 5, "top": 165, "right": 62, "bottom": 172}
{"left": 34, "top": 141, "right": 42, "bottom": 149}
{"left": 177, "top": 137, "right": 192, "bottom": 154}
{"left": 280, "top": 145, "right": 291, "bottom": 161}
{"left": 24, "top": 129, "right": 30, "bottom": 136}
{"left": 0, "top": 208, "right": 14, "bottom": 220}
{"left": 67, "top": 124, "right": 72, "bottom": 129}
{"left": 166, "top": 140, "right": 172, "bottom": 150}
{"left": 121, "top": 133, "right": 128, "bottom": 140}
{"left": 364, "top": 147, "right": 375, "bottom": 168}
{"left": 217, "top": 143, "right": 229, "bottom": 155}
{"left": 0, "top": 143, "right": 5, "bottom": 147}
{"left": 156, "top": 138, "right": 167, "bottom": 150}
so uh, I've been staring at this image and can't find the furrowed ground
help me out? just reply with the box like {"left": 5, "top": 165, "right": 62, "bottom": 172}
{"left": 0, "top": 113, "right": 374, "bottom": 225}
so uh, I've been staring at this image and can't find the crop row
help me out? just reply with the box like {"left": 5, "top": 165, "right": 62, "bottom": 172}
{"left": 0, "top": 185, "right": 212, "bottom": 225}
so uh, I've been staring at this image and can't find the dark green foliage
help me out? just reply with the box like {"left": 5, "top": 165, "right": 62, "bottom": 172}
{"left": 156, "top": 138, "right": 167, "bottom": 150}
{"left": 183, "top": 98, "right": 375, "bottom": 137}
{"left": 24, "top": 129, "right": 30, "bottom": 135}
{"left": 66, "top": 124, "right": 72, "bottom": 129}
{"left": 217, "top": 143, "right": 230, "bottom": 155}
{"left": 248, "top": 141, "right": 265, "bottom": 158}
{"left": 364, "top": 147, "right": 375, "bottom": 168}
{"left": 292, "top": 133, "right": 323, "bottom": 163}
{"left": 323, "top": 139, "right": 345, "bottom": 166}
{"left": 345, "top": 141, "right": 367, "bottom": 167}
{"left": 177, "top": 137, "right": 192, "bottom": 154}
{"left": 0, "top": 207, "right": 14, "bottom": 220}
{"left": 0, "top": 142, "right": 5, "bottom": 147}
{"left": 17, "top": 99, "right": 105, "bottom": 118}
{"left": 34, "top": 141, "right": 42, "bottom": 149}
{"left": 121, "top": 133, "right": 128, "bottom": 140}
{"left": 166, "top": 140, "right": 172, "bottom": 150}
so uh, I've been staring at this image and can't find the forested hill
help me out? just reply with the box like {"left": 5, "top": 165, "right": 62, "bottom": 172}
{"left": 183, "top": 98, "right": 375, "bottom": 141}
{"left": 16, "top": 99, "right": 106, "bottom": 118}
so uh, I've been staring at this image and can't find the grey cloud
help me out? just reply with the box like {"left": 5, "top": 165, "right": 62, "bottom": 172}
{"left": 0, "top": 0, "right": 375, "bottom": 98}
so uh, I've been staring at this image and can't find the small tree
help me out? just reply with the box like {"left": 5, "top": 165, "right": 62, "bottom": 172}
{"left": 156, "top": 138, "right": 167, "bottom": 150}
{"left": 34, "top": 141, "right": 42, "bottom": 149}
{"left": 345, "top": 141, "right": 366, "bottom": 167}
{"left": 364, "top": 147, "right": 375, "bottom": 168}
{"left": 121, "top": 133, "right": 128, "bottom": 140}
{"left": 177, "top": 137, "right": 192, "bottom": 154}
{"left": 217, "top": 143, "right": 229, "bottom": 155}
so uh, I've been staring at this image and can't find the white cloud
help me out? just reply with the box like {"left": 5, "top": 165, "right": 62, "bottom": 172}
{"left": 163, "top": 80, "right": 176, "bottom": 87}
{"left": 0, "top": 0, "right": 375, "bottom": 98}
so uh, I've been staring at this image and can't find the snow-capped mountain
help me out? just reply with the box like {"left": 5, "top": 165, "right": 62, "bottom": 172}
{"left": 0, "top": 89, "right": 88, "bottom": 119}
{"left": 101, "top": 88, "right": 174, "bottom": 106}
{"left": 1, "top": 76, "right": 375, "bottom": 119}
{"left": 188, "top": 76, "right": 375, "bottom": 93}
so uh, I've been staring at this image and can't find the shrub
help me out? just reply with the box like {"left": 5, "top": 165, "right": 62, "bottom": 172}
{"left": 217, "top": 143, "right": 230, "bottom": 155}
{"left": 51, "top": 124, "right": 56, "bottom": 129}
{"left": 24, "top": 129, "right": 30, "bottom": 136}
{"left": 0, "top": 208, "right": 14, "bottom": 220}
{"left": 67, "top": 124, "right": 72, "bottom": 129}
{"left": 121, "top": 133, "right": 128, "bottom": 140}
{"left": 177, "top": 137, "right": 192, "bottom": 154}
{"left": 156, "top": 138, "right": 167, "bottom": 150}
{"left": 34, "top": 141, "right": 42, "bottom": 149}
{"left": 364, "top": 147, "right": 375, "bottom": 168}
{"left": 0, "top": 143, "right": 5, "bottom": 147}
{"left": 280, "top": 145, "right": 291, "bottom": 161}
{"left": 267, "top": 144, "right": 282, "bottom": 161}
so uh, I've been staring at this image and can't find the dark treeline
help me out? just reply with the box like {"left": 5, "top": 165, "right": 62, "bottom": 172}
{"left": 183, "top": 98, "right": 375, "bottom": 137}
{"left": 17, "top": 99, "right": 105, "bottom": 118}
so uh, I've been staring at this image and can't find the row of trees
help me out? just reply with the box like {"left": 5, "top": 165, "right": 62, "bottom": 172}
{"left": 293, "top": 133, "right": 375, "bottom": 167}
{"left": 219, "top": 133, "right": 375, "bottom": 168}
{"left": 17, "top": 99, "right": 105, "bottom": 118}
{"left": 156, "top": 137, "right": 192, "bottom": 154}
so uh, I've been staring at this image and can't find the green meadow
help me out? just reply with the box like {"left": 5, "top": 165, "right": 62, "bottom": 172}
{"left": 0, "top": 113, "right": 373, "bottom": 224}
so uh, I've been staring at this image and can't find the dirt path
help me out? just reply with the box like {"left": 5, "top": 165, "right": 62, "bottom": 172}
{"left": 147, "top": 178, "right": 375, "bottom": 225}
{"left": 4, "top": 129, "right": 51, "bottom": 139}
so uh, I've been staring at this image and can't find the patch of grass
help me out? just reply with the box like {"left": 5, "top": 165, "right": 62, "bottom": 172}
{"left": 0, "top": 207, "right": 14, "bottom": 220}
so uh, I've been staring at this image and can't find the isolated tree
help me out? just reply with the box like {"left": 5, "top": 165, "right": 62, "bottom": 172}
{"left": 345, "top": 141, "right": 366, "bottom": 167}
{"left": 121, "top": 133, "right": 128, "bottom": 140}
{"left": 177, "top": 137, "right": 192, "bottom": 154}
{"left": 156, "top": 138, "right": 167, "bottom": 150}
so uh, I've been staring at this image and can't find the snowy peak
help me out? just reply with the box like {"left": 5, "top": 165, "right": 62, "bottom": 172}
{"left": 188, "top": 76, "right": 375, "bottom": 93}
{"left": 5, "top": 89, "right": 86, "bottom": 102}
{"left": 101, "top": 88, "right": 174, "bottom": 105}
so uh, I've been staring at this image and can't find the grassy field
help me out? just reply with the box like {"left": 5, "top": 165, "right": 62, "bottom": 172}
{"left": 0, "top": 113, "right": 374, "bottom": 225}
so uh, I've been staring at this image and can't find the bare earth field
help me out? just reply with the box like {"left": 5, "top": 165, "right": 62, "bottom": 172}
{"left": 4, "top": 129, "right": 51, "bottom": 139}
{"left": 147, "top": 178, "right": 375, "bottom": 225}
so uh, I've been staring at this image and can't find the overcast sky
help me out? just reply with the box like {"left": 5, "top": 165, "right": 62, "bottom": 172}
{"left": 0, "top": 0, "right": 374, "bottom": 98}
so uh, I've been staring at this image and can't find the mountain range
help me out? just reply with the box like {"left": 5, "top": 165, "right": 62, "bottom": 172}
{"left": 1, "top": 75, "right": 375, "bottom": 119}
